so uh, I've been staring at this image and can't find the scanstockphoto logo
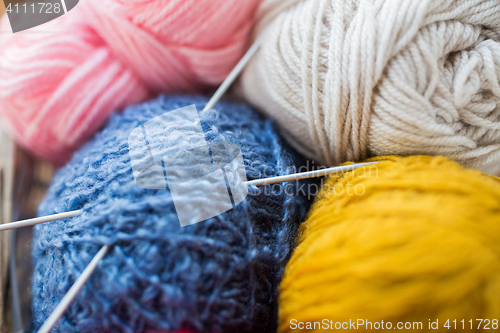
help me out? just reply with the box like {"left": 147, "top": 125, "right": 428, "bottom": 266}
{"left": 3, "top": 0, "right": 78, "bottom": 33}
{"left": 128, "top": 105, "right": 248, "bottom": 227}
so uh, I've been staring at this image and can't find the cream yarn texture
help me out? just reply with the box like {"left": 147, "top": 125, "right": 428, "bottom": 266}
{"left": 239, "top": 0, "right": 500, "bottom": 167}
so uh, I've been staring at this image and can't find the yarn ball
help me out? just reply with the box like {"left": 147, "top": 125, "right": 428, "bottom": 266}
{"left": 239, "top": 0, "right": 500, "bottom": 168}
{"left": 33, "top": 95, "right": 310, "bottom": 333}
{"left": 0, "top": 0, "right": 261, "bottom": 164}
{"left": 278, "top": 155, "right": 500, "bottom": 332}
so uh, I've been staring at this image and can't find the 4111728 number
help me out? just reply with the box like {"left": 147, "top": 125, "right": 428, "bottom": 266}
{"left": 6, "top": 2, "right": 62, "bottom": 14}
{"left": 444, "top": 319, "right": 498, "bottom": 330}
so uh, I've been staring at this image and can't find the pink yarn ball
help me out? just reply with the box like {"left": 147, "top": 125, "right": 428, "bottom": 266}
{"left": 0, "top": 0, "right": 260, "bottom": 164}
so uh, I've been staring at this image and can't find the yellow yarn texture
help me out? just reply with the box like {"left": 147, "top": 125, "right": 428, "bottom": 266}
{"left": 279, "top": 156, "right": 500, "bottom": 332}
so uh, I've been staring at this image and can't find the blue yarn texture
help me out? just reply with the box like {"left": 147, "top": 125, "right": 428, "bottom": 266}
{"left": 33, "top": 95, "right": 310, "bottom": 333}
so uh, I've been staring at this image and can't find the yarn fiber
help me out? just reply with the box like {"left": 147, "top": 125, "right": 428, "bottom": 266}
{"left": 0, "top": 0, "right": 260, "bottom": 164}
{"left": 239, "top": 0, "right": 500, "bottom": 168}
{"left": 32, "top": 95, "right": 310, "bottom": 333}
{"left": 279, "top": 155, "right": 500, "bottom": 332}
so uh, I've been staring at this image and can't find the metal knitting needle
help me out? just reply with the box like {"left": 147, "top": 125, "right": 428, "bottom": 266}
{"left": 37, "top": 245, "right": 110, "bottom": 333}
{"left": 0, "top": 210, "right": 83, "bottom": 231}
{"left": 1, "top": 162, "right": 377, "bottom": 232}
{"left": 243, "top": 162, "right": 377, "bottom": 186}
{"left": 202, "top": 36, "right": 262, "bottom": 112}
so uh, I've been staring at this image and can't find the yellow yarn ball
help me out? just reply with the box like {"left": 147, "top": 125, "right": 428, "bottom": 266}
{"left": 279, "top": 156, "right": 500, "bottom": 332}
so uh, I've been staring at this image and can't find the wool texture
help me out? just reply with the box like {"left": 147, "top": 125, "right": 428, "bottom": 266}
{"left": 279, "top": 155, "right": 500, "bottom": 333}
{"left": 32, "top": 95, "right": 310, "bottom": 333}
{"left": 0, "top": 0, "right": 261, "bottom": 164}
{"left": 239, "top": 0, "right": 500, "bottom": 169}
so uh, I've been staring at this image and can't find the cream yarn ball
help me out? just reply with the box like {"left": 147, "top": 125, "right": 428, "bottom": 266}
{"left": 239, "top": 0, "right": 500, "bottom": 168}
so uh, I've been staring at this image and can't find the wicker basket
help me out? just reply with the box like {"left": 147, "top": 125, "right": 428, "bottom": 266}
{"left": 0, "top": 124, "right": 54, "bottom": 333}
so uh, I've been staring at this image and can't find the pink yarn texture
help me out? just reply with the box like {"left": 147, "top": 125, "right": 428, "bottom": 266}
{"left": 0, "top": 0, "right": 260, "bottom": 163}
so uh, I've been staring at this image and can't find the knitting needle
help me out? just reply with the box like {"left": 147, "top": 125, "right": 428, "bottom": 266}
{"left": 202, "top": 36, "right": 262, "bottom": 112}
{"left": 243, "top": 162, "right": 377, "bottom": 186}
{"left": 0, "top": 162, "right": 377, "bottom": 232}
{"left": 0, "top": 210, "right": 82, "bottom": 231}
{"left": 37, "top": 245, "right": 110, "bottom": 333}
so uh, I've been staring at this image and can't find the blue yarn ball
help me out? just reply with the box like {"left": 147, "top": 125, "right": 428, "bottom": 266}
{"left": 33, "top": 95, "right": 310, "bottom": 333}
